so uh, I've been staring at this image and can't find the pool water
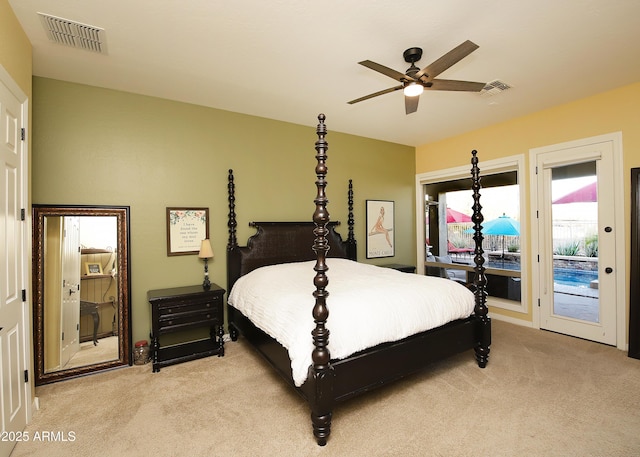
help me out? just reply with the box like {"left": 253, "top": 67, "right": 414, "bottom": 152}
{"left": 468, "top": 262, "right": 598, "bottom": 290}
{"left": 554, "top": 268, "right": 598, "bottom": 288}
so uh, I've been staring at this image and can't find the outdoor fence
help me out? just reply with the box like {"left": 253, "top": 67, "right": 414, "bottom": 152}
{"left": 552, "top": 221, "right": 598, "bottom": 256}
{"left": 448, "top": 223, "right": 520, "bottom": 254}
{"left": 447, "top": 220, "right": 597, "bottom": 257}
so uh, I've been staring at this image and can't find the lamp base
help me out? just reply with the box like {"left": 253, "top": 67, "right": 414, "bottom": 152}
{"left": 203, "top": 258, "right": 211, "bottom": 289}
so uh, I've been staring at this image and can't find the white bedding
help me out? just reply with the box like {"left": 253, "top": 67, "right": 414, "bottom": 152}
{"left": 228, "top": 258, "right": 475, "bottom": 387}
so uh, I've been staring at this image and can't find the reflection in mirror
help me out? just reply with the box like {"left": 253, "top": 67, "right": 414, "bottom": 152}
{"left": 33, "top": 205, "right": 131, "bottom": 385}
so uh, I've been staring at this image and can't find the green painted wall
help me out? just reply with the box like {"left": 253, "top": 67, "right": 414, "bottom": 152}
{"left": 32, "top": 77, "right": 415, "bottom": 343}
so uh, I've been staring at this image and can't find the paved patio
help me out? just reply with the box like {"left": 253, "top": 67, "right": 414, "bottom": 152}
{"left": 553, "top": 288, "right": 599, "bottom": 323}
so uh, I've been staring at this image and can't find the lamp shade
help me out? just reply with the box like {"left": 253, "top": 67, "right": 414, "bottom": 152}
{"left": 198, "top": 239, "right": 214, "bottom": 259}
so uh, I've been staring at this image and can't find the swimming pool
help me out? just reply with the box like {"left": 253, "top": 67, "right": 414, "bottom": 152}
{"left": 554, "top": 268, "right": 598, "bottom": 288}
{"left": 485, "top": 264, "right": 597, "bottom": 288}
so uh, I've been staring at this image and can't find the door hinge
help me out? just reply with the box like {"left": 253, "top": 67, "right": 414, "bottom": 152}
{"left": 22, "top": 289, "right": 26, "bottom": 302}
{"left": 24, "top": 369, "right": 29, "bottom": 383}
{"left": 21, "top": 208, "right": 25, "bottom": 221}
{"left": 21, "top": 128, "right": 25, "bottom": 141}
{"left": 77, "top": 323, "right": 79, "bottom": 331}
{"left": 538, "top": 298, "right": 541, "bottom": 307}
{"left": 62, "top": 331, "right": 64, "bottom": 341}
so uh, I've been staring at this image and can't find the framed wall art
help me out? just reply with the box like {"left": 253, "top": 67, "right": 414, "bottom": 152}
{"left": 84, "top": 262, "right": 103, "bottom": 276}
{"left": 166, "top": 207, "right": 209, "bottom": 256}
{"left": 366, "top": 200, "right": 394, "bottom": 258}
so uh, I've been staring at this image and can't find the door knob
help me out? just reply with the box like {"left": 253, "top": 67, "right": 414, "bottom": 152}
{"left": 605, "top": 267, "right": 613, "bottom": 274}
{"left": 605, "top": 226, "right": 612, "bottom": 233}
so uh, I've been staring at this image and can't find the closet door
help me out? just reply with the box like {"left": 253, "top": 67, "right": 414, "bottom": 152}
{"left": 630, "top": 168, "right": 640, "bottom": 359}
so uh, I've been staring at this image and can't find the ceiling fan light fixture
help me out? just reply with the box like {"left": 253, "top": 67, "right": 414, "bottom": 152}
{"left": 403, "top": 82, "right": 423, "bottom": 97}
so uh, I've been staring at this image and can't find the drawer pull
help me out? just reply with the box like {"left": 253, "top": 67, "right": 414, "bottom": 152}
{"left": 206, "top": 314, "right": 211, "bottom": 319}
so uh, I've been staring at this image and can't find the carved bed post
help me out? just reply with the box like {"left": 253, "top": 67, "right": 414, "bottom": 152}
{"left": 346, "top": 179, "right": 357, "bottom": 260}
{"left": 471, "top": 150, "right": 491, "bottom": 367}
{"left": 227, "top": 169, "right": 240, "bottom": 341}
{"left": 309, "top": 113, "right": 335, "bottom": 446}
{"left": 227, "top": 169, "right": 237, "bottom": 251}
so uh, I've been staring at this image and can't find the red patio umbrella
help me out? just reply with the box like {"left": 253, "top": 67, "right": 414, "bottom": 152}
{"left": 553, "top": 181, "right": 597, "bottom": 204}
{"left": 446, "top": 207, "right": 472, "bottom": 223}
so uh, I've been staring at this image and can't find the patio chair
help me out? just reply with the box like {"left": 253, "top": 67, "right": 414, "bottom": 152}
{"left": 427, "top": 254, "right": 467, "bottom": 284}
{"left": 447, "top": 240, "right": 474, "bottom": 257}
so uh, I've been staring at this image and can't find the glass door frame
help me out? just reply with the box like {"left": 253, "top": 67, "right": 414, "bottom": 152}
{"left": 529, "top": 132, "right": 626, "bottom": 349}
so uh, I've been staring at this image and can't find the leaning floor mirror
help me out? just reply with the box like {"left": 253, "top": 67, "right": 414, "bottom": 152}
{"left": 32, "top": 205, "right": 132, "bottom": 385}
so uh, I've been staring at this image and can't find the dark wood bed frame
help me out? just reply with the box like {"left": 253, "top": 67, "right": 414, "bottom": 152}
{"left": 226, "top": 114, "right": 491, "bottom": 446}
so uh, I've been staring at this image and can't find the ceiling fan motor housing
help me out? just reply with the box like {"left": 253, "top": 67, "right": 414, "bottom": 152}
{"left": 403, "top": 47, "right": 423, "bottom": 63}
{"left": 403, "top": 47, "right": 423, "bottom": 79}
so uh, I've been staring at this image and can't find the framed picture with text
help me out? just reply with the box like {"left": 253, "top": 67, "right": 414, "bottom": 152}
{"left": 84, "top": 262, "right": 103, "bottom": 276}
{"left": 166, "top": 207, "right": 209, "bottom": 256}
{"left": 366, "top": 200, "right": 394, "bottom": 258}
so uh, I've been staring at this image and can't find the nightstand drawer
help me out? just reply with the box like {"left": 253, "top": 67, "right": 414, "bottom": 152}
{"left": 157, "top": 298, "right": 221, "bottom": 316}
{"left": 158, "top": 310, "right": 220, "bottom": 333}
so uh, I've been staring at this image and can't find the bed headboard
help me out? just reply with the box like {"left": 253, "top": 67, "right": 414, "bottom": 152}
{"left": 226, "top": 170, "right": 357, "bottom": 291}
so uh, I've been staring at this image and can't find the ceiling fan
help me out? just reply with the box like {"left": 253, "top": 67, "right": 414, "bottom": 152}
{"left": 348, "top": 40, "right": 486, "bottom": 115}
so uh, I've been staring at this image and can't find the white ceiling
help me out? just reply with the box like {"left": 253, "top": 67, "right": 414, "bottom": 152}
{"left": 8, "top": 0, "right": 640, "bottom": 147}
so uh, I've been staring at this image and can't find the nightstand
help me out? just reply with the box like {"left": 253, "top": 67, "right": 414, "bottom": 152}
{"left": 380, "top": 263, "right": 416, "bottom": 273}
{"left": 148, "top": 284, "right": 225, "bottom": 372}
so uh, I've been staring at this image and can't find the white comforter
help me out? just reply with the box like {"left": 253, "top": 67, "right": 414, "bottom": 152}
{"left": 228, "top": 258, "right": 475, "bottom": 387}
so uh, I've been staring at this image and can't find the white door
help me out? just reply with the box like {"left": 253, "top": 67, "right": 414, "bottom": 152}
{"left": 532, "top": 135, "right": 622, "bottom": 345}
{"left": 60, "top": 216, "right": 81, "bottom": 368}
{"left": 0, "top": 69, "right": 29, "bottom": 457}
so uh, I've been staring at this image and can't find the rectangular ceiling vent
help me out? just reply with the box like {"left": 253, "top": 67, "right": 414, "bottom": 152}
{"left": 38, "top": 13, "right": 107, "bottom": 54}
{"left": 480, "top": 80, "right": 511, "bottom": 97}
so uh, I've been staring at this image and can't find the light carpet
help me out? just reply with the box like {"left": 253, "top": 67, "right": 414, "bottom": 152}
{"left": 11, "top": 320, "right": 640, "bottom": 457}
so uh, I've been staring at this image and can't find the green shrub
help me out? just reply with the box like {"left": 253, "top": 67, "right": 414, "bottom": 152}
{"left": 554, "top": 240, "right": 581, "bottom": 256}
{"left": 449, "top": 235, "right": 469, "bottom": 248}
{"left": 584, "top": 234, "right": 598, "bottom": 257}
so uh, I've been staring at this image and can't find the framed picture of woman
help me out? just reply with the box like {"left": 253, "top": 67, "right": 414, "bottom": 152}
{"left": 366, "top": 200, "right": 394, "bottom": 258}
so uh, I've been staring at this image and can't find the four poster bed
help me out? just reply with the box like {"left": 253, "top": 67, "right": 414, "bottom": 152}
{"left": 226, "top": 114, "right": 491, "bottom": 446}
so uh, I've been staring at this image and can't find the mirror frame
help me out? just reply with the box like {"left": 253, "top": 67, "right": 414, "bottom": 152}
{"left": 32, "top": 205, "right": 132, "bottom": 385}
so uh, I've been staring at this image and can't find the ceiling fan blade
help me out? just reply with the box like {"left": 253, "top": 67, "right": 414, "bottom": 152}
{"left": 358, "top": 60, "right": 415, "bottom": 83}
{"left": 348, "top": 85, "right": 403, "bottom": 104}
{"left": 405, "top": 94, "right": 419, "bottom": 114}
{"left": 415, "top": 40, "right": 479, "bottom": 82}
{"left": 425, "top": 79, "right": 486, "bottom": 92}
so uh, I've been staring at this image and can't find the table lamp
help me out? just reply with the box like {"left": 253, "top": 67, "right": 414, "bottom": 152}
{"left": 198, "top": 239, "right": 214, "bottom": 289}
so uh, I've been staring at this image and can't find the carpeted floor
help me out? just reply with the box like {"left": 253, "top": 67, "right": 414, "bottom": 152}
{"left": 11, "top": 320, "right": 640, "bottom": 457}
{"left": 65, "top": 336, "right": 119, "bottom": 370}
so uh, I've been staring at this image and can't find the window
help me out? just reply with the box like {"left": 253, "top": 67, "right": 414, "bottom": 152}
{"left": 416, "top": 155, "right": 527, "bottom": 313}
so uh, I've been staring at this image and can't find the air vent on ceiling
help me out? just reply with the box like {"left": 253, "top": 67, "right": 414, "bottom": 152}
{"left": 38, "top": 13, "right": 107, "bottom": 54}
{"left": 480, "top": 80, "right": 511, "bottom": 96}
